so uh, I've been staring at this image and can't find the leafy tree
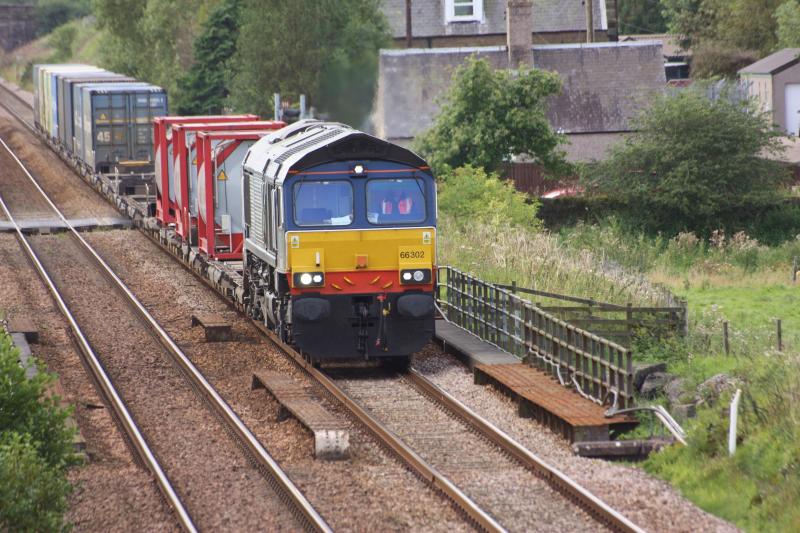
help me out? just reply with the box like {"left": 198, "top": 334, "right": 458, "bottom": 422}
{"left": 662, "top": 0, "right": 784, "bottom": 77}
{"left": 588, "top": 90, "right": 788, "bottom": 233}
{"left": 94, "top": 0, "right": 220, "bottom": 106}
{"left": 775, "top": 0, "right": 800, "bottom": 48}
{"left": 177, "top": 0, "right": 241, "bottom": 114}
{"left": 618, "top": 0, "right": 667, "bottom": 34}
{"left": 415, "top": 56, "right": 567, "bottom": 176}
{"left": 229, "top": 0, "right": 388, "bottom": 126}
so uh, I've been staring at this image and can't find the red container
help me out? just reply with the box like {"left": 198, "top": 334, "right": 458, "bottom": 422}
{"left": 153, "top": 115, "right": 258, "bottom": 225}
{"left": 172, "top": 120, "right": 285, "bottom": 240}
{"left": 196, "top": 130, "right": 275, "bottom": 260}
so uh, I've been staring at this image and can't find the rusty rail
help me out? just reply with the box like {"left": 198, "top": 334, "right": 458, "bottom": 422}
{"left": 436, "top": 266, "right": 635, "bottom": 409}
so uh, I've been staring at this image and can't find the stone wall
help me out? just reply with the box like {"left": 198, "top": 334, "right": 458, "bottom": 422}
{"left": 0, "top": 4, "right": 36, "bottom": 52}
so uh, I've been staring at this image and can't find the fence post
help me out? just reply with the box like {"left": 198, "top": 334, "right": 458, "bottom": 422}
{"left": 776, "top": 319, "right": 783, "bottom": 352}
{"left": 511, "top": 280, "right": 517, "bottom": 294}
{"left": 626, "top": 302, "right": 633, "bottom": 338}
{"left": 794, "top": 257, "right": 798, "bottom": 283}
{"left": 723, "top": 321, "right": 730, "bottom": 355}
{"left": 729, "top": 389, "right": 742, "bottom": 456}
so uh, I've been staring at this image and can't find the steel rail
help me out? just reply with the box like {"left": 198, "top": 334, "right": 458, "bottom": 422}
{"left": 0, "top": 137, "right": 331, "bottom": 533}
{"left": 255, "top": 325, "right": 507, "bottom": 533}
{"left": 0, "top": 145, "right": 197, "bottom": 533}
{"left": 405, "top": 370, "right": 646, "bottom": 533}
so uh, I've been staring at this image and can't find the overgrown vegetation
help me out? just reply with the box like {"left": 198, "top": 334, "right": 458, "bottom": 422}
{"left": 415, "top": 56, "right": 569, "bottom": 176}
{"left": 0, "top": 333, "right": 76, "bottom": 531}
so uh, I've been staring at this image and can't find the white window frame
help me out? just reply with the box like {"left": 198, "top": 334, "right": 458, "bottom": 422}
{"left": 444, "top": 0, "right": 483, "bottom": 23}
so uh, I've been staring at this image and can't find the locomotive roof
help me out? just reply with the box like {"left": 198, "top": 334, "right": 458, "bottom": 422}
{"left": 243, "top": 119, "right": 428, "bottom": 184}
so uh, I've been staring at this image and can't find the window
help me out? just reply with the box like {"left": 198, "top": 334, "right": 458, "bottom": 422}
{"left": 445, "top": 0, "right": 482, "bottom": 22}
{"left": 366, "top": 178, "right": 426, "bottom": 225}
{"left": 293, "top": 180, "right": 353, "bottom": 227}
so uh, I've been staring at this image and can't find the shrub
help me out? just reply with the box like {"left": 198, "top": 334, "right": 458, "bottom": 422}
{"left": 0, "top": 333, "right": 75, "bottom": 531}
{"left": 0, "top": 334, "right": 75, "bottom": 470}
{"left": 0, "top": 432, "right": 71, "bottom": 532}
{"left": 437, "top": 165, "right": 540, "bottom": 229}
{"left": 588, "top": 90, "right": 788, "bottom": 234}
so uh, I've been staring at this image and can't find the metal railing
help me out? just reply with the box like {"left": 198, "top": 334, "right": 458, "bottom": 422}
{"left": 436, "top": 266, "right": 635, "bottom": 409}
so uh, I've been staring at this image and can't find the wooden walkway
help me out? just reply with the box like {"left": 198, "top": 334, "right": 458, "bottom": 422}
{"left": 435, "top": 319, "right": 637, "bottom": 442}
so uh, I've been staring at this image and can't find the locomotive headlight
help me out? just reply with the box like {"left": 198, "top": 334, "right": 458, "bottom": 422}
{"left": 400, "top": 268, "right": 431, "bottom": 284}
{"left": 353, "top": 164, "right": 365, "bottom": 174}
{"left": 293, "top": 272, "right": 325, "bottom": 287}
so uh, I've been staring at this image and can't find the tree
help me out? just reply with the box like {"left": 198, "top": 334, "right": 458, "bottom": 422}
{"left": 775, "top": 0, "right": 800, "bottom": 48}
{"left": 588, "top": 90, "right": 788, "bottom": 233}
{"left": 414, "top": 56, "right": 567, "bottom": 176}
{"left": 228, "top": 0, "right": 388, "bottom": 126}
{"left": 618, "top": 0, "right": 667, "bottom": 34}
{"left": 177, "top": 0, "right": 241, "bottom": 114}
{"left": 662, "top": 0, "right": 785, "bottom": 77}
{"left": 94, "top": 0, "right": 220, "bottom": 106}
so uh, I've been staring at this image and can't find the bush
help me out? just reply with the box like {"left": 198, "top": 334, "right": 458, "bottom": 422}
{"left": 0, "top": 432, "right": 71, "bottom": 532}
{"left": 437, "top": 166, "right": 540, "bottom": 229}
{"left": 0, "top": 333, "right": 74, "bottom": 531}
{"left": 0, "top": 334, "right": 75, "bottom": 470}
{"left": 588, "top": 90, "right": 789, "bottom": 235}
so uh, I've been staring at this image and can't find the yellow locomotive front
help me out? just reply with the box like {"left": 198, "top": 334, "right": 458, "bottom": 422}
{"left": 243, "top": 121, "right": 437, "bottom": 365}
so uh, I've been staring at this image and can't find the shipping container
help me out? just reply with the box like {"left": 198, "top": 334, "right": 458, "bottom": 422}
{"left": 40, "top": 65, "right": 102, "bottom": 138}
{"left": 196, "top": 130, "right": 277, "bottom": 260}
{"left": 171, "top": 120, "right": 284, "bottom": 240}
{"left": 74, "top": 82, "right": 167, "bottom": 173}
{"left": 57, "top": 72, "right": 134, "bottom": 152}
{"left": 153, "top": 115, "right": 258, "bottom": 225}
{"left": 32, "top": 64, "right": 93, "bottom": 133}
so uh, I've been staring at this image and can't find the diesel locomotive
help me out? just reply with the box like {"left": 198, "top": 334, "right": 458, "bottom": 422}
{"left": 242, "top": 120, "right": 437, "bottom": 364}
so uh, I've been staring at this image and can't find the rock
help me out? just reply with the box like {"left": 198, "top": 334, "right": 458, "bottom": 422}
{"left": 671, "top": 403, "right": 697, "bottom": 422}
{"left": 633, "top": 362, "right": 667, "bottom": 392}
{"left": 640, "top": 371, "right": 671, "bottom": 399}
{"left": 696, "top": 373, "right": 741, "bottom": 405}
{"left": 664, "top": 377, "right": 688, "bottom": 405}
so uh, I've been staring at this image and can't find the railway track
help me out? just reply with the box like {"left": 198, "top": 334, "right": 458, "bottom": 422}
{"left": 0, "top": 136, "right": 329, "bottom": 531}
{"left": 0, "top": 80, "right": 645, "bottom": 532}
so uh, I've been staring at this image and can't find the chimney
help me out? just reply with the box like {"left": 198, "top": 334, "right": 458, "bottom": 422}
{"left": 506, "top": 0, "right": 534, "bottom": 69}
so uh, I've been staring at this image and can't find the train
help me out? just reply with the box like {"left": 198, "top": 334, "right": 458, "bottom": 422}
{"left": 32, "top": 64, "right": 437, "bottom": 366}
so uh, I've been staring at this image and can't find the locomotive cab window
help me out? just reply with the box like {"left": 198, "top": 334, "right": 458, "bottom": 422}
{"left": 293, "top": 180, "right": 353, "bottom": 227}
{"left": 367, "top": 178, "right": 426, "bottom": 224}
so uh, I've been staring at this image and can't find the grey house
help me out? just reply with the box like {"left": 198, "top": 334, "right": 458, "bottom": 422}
{"left": 739, "top": 49, "right": 800, "bottom": 136}
{"left": 373, "top": 40, "right": 666, "bottom": 161}
{"left": 381, "top": 0, "right": 611, "bottom": 47}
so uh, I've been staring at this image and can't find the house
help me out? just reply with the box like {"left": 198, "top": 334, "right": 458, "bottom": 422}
{"left": 381, "top": 0, "right": 614, "bottom": 47}
{"left": 373, "top": 33, "right": 665, "bottom": 164}
{"left": 620, "top": 33, "right": 690, "bottom": 81}
{"left": 739, "top": 48, "right": 800, "bottom": 136}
